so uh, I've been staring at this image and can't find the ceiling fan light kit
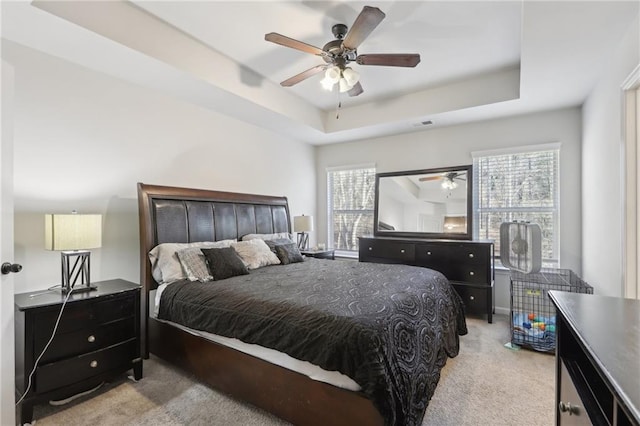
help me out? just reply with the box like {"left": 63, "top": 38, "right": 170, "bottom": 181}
{"left": 265, "top": 5, "right": 420, "bottom": 98}
{"left": 441, "top": 178, "right": 458, "bottom": 190}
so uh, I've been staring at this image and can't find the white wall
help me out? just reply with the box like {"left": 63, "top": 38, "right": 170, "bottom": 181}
{"left": 316, "top": 108, "right": 582, "bottom": 313}
{"left": 3, "top": 41, "right": 315, "bottom": 294}
{"left": 582, "top": 14, "right": 640, "bottom": 298}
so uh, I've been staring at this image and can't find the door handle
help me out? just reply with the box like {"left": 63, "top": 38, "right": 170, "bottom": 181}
{"left": 1, "top": 262, "right": 22, "bottom": 275}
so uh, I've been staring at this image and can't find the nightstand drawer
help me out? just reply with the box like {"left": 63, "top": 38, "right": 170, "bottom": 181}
{"left": 34, "top": 295, "right": 135, "bottom": 339}
{"left": 36, "top": 317, "right": 136, "bottom": 364}
{"left": 453, "top": 284, "right": 488, "bottom": 314}
{"left": 35, "top": 339, "right": 137, "bottom": 394}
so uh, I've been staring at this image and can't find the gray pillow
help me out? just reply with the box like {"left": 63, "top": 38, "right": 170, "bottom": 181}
{"left": 264, "top": 238, "right": 296, "bottom": 254}
{"left": 272, "top": 241, "right": 304, "bottom": 265}
{"left": 201, "top": 247, "right": 249, "bottom": 281}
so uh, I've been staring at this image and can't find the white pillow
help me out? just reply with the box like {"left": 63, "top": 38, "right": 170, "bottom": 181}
{"left": 242, "top": 232, "right": 294, "bottom": 242}
{"left": 231, "top": 239, "right": 281, "bottom": 270}
{"left": 149, "top": 240, "right": 235, "bottom": 284}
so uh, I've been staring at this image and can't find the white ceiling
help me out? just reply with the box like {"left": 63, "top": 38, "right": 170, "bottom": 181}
{"left": 2, "top": 1, "right": 638, "bottom": 145}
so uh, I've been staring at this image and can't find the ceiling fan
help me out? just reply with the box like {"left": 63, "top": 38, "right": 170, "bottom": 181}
{"left": 264, "top": 6, "right": 421, "bottom": 97}
{"left": 419, "top": 172, "right": 466, "bottom": 190}
{"left": 419, "top": 172, "right": 467, "bottom": 182}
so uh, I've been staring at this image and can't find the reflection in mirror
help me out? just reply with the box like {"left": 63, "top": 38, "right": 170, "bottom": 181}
{"left": 374, "top": 165, "right": 472, "bottom": 239}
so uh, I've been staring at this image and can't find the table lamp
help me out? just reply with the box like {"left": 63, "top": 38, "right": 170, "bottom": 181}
{"left": 45, "top": 212, "right": 102, "bottom": 293}
{"left": 293, "top": 215, "right": 313, "bottom": 250}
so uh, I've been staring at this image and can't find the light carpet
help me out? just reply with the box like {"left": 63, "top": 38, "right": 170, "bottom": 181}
{"left": 31, "top": 314, "right": 555, "bottom": 425}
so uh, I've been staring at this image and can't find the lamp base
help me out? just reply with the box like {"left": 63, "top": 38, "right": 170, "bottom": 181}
{"left": 60, "top": 250, "right": 96, "bottom": 294}
{"left": 297, "top": 232, "right": 309, "bottom": 250}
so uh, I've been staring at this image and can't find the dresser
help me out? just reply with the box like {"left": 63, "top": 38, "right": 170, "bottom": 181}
{"left": 549, "top": 291, "right": 640, "bottom": 426}
{"left": 359, "top": 236, "right": 494, "bottom": 323}
{"left": 15, "top": 279, "right": 142, "bottom": 425}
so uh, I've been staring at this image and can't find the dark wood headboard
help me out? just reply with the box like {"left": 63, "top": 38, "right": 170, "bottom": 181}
{"left": 137, "top": 183, "right": 291, "bottom": 351}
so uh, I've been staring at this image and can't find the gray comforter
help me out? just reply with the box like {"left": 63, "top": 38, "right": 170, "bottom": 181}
{"left": 158, "top": 258, "right": 467, "bottom": 426}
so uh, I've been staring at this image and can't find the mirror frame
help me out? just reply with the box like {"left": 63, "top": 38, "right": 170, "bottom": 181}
{"left": 373, "top": 165, "right": 473, "bottom": 240}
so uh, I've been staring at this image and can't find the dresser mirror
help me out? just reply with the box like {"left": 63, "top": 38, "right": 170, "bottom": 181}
{"left": 374, "top": 165, "right": 472, "bottom": 240}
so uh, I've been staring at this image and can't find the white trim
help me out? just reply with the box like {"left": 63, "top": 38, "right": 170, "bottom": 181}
{"left": 621, "top": 63, "right": 640, "bottom": 300}
{"left": 622, "top": 63, "right": 640, "bottom": 90}
{"left": 325, "top": 163, "right": 376, "bottom": 172}
{"left": 471, "top": 142, "right": 561, "bottom": 159}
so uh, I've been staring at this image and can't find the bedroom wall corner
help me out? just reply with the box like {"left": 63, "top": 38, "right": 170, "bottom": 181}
{"left": 582, "top": 11, "right": 640, "bottom": 298}
{"left": 4, "top": 40, "right": 315, "bottom": 293}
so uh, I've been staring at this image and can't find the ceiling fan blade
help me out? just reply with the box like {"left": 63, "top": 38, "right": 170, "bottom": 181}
{"left": 419, "top": 176, "right": 444, "bottom": 182}
{"left": 265, "top": 32, "right": 326, "bottom": 56}
{"left": 356, "top": 54, "right": 421, "bottom": 67}
{"left": 342, "top": 6, "right": 386, "bottom": 50}
{"left": 348, "top": 81, "right": 363, "bottom": 97}
{"left": 280, "top": 64, "right": 327, "bottom": 87}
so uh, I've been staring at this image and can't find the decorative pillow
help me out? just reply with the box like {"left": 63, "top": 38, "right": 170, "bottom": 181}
{"left": 176, "top": 239, "right": 235, "bottom": 282}
{"left": 241, "top": 232, "right": 294, "bottom": 242}
{"left": 275, "top": 242, "right": 304, "bottom": 265}
{"left": 264, "top": 238, "right": 297, "bottom": 254}
{"left": 149, "top": 240, "right": 235, "bottom": 284}
{"left": 201, "top": 247, "right": 249, "bottom": 281}
{"left": 231, "top": 239, "right": 281, "bottom": 270}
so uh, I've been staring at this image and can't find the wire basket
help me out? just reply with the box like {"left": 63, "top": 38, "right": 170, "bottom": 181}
{"left": 510, "top": 268, "right": 592, "bottom": 352}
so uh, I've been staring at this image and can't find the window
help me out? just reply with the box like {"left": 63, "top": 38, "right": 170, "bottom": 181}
{"left": 473, "top": 145, "right": 560, "bottom": 267}
{"left": 327, "top": 165, "right": 376, "bottom": 255}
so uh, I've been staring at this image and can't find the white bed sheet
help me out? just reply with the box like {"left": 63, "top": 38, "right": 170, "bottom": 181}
{"left": 152, "top": 284, "right": 361, "bottom": 392}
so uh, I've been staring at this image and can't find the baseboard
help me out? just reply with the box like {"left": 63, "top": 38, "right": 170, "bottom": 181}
{"left": 494, "top": 306, "right": 510, "bottom": 316}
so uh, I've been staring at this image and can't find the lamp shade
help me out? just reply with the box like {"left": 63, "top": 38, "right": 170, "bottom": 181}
{"left": 45, "top": 214, "right": 102, "bottom": 251}
{"left": 293, "top": 215, "right": 314, "bottom": 232}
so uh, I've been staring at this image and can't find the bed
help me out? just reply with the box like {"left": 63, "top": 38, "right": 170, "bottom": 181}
{"left": 137, "top": 182, "right": 467, "bottom": 426}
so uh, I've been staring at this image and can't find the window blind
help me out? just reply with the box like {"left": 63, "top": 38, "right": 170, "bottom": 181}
{"left": 327, "top": 166, "right": 376, "bottom": 253}
{"left": 474, "top": 148, "right": 560, "bottom": 265}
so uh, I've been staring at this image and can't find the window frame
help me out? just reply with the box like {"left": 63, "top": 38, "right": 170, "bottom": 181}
{"left": 472, "top": 143, "right": 560, "bottom": 267}
{"left": 326, "top": 164, "right": 376, "bottom": 257}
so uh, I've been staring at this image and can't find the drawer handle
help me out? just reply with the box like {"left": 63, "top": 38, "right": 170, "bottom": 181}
{"left": 469, "top": 253, "right": 474, "bottom": 258}
{"left": 558, "top": 401, "right": 580, "bottom": 416}
{"left": 469, "top": 271, "right": 475, "bottom": 276}
{"left": 426, "top": 251, "right": 432, "bottom": 255}
{"left": 87, "top": 335, "right": 96, "bottom": 343}
{"left": 469, "top": 296, "right": 475, "bottom": 301}
{"left": 368, "top": 247, "right": 372, "bottom": 251}
{"left": 90, "top": 360, "right": 98, "bottom": 368}
{"left": 400, "top": 249, "right": 405, "bottom": 254}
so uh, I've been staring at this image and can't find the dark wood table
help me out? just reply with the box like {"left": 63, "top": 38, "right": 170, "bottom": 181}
{"left": 549, "top": 291, "right": 640, "bottom": 425}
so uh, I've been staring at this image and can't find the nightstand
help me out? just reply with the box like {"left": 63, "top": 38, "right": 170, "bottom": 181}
{"left": 301, "top": 248, "right": 335, "bottom": 260}
{"left": 15, "top": 279, "right": 142, "bottom": 425}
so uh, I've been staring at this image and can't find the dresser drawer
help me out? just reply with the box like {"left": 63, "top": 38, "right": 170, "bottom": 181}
{"left": 415, "top": 243, "right": 453, "bottom": 268}
{"left": 416, "top": 243, "right": 489, "bottom": 265}
{"left": 35, "top": 339, "right": 137, "bottom": 394}
{"left": 416, "top": 244, "right": 489, "bottom": 284}
{"left": 447, "top": 263, "right": 490, "bottom": 284}
{"left": 37, "top": 317, "right": 136, "bottom": 364}
{"left": 360, "top": 239, "right": 414, "bottom": 262}
{"left": 34, "top": 295, "right": 135, "bottom": 340}
{"left": 453, "top": 284, "right": 488, "bottom": 315}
